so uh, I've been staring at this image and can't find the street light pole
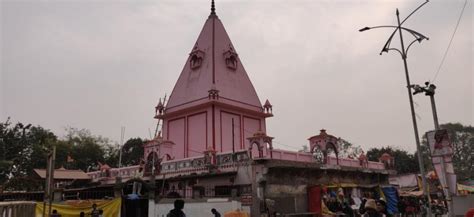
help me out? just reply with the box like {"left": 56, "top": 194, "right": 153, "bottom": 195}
{"left": 396, "top": 9, "right": 431, "bottom": 216}
{"left": 360, "top": 1, "right": 432, "bottom": 215}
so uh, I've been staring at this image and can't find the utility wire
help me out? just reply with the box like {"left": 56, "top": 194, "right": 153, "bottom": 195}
{"left": 431, "top": 0, "right": 468, "bottom": 82}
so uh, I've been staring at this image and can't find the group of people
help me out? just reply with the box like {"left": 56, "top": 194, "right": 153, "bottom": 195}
{"left": 397, "top": 197, "right": 429, "bottom": 216}
{"left": 322, "top": 189, "right": 390, "bottom": 217}
{"left": 49, "top": 203, "right": 104, "bottom": 217}
{"left": 359, "top": 198, "right": 390, "bottom": 217}
{"left": 167, "top": 199, "right": 221, "bottom": 217}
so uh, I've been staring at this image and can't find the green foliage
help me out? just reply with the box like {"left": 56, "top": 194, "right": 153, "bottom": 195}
{"left": 0, "top": 120, "right": 127, "bottom": 190}
{"left": 120, "top": 138, "right": 145, "bottom": 167}
{"left": 23, "top": 126, "right": 60, "bottom": 176}
{"left": 367, "top": 122, "right": 473, "bottom": 178}
{"left": 104, "top": 145, "right": 119, "bottom": 168}
{"left": 298, "top": 138, "right": 363, "bottom": 159}
{"left": 64, "top": 127, "right": 112, "bottom": 171}
{"left": 0, "top": 118, "right": 58, "bottom": 190}
{"left": 338, "top": 139, "right": 363, "bottom": 158}
{"left": 367, "top": 146, "right": 420, "bottom": 174}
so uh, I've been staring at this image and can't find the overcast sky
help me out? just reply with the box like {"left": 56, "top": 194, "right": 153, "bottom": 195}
{"left": 1, "top": 0, "right": 472, "bottom": 153}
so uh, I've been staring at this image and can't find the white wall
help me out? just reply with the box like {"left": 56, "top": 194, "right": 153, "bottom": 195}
{"left": 149, "top": 199, "right": 250, "bottom": 217}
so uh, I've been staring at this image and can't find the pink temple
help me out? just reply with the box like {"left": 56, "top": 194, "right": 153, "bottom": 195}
{"left": 89, "top": 2, "right": 389, "bottom": 185}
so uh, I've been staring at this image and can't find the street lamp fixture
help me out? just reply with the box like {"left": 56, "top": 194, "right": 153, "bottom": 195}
{"left": 359, "top": 24, "right": 429, "bottom": 56}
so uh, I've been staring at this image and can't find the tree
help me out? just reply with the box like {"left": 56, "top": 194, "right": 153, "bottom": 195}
{"left": 120, "top": 138, "right": 145, "bottom": 167}
{"left": 298, "top": 138, "right": 363, "bottom": 159}
{"left": 367, "top": 146, "right": 420, "bottom": 174}
{"left": 64, "top": 128, "right": 109, "bottom": 172}
{"left": 0, "top": 118, "right": 58, "bottom": 190}
{"left": 338, "top": 139, "right": 363, "bottom": 159}
{"left": 104, "top": 145, "right": 119, "bottom": 168}
{"left": 0, "top": 120, "right": 121, "bottom": 190}
{"left": 433, "top": 123, "right": 473, "bottom": 181}
{"left": 23, "top": 126, "right": 60, "bottom": 176}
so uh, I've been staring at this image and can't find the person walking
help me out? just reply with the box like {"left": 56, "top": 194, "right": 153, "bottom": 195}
{"left": 211, "top": 208, "right": 221, "bottom": 217}
{"left": 167, "top": 199, "right": 186, "bottom": 217}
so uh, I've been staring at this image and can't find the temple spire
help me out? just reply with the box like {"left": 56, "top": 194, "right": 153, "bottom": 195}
{"left": 167, "top": 0, "right": 262, "bottom": 111}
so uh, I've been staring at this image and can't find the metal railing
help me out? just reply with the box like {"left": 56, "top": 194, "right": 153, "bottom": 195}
{"left": 160, "top": 185, "right": 250, "bottom": 199}
{"left": 0, "top": 192, "right": 43, "bottom": 202}
{"left": 0, "top": 201, "right": 36, "bottom": 217}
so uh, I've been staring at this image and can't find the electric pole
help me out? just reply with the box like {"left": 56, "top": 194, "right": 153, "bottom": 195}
{"left": 412, "top": 82, "right": 454, "bottom": 217}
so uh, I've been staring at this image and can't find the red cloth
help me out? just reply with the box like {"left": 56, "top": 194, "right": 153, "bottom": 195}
{"left": 465, "top": 208, "right": 474, "bottom": 217}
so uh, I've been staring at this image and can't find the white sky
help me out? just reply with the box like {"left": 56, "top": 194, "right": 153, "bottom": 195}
{"left": 1, "top": 0, "right": 472, "bottom": 153}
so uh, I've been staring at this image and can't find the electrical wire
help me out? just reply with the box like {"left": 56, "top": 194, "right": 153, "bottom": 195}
{"left": 431, "top": 0, "right": 468, "bottom": 82}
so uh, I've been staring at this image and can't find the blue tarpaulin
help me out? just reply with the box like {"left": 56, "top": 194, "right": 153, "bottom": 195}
{"left": 382, "top": 186, "right": 399, "bottom": 214}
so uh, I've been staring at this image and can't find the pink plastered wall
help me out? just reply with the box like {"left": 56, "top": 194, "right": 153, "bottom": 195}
{"left": 219, "top": 111, "right": 241, "bottom": 152}
{"left": 162, "top": 105, "right": 265, "bottom": 160}
{"left": 167, "top": 117, "right": 185, "bottom": 159}
{"left": 215, "top": 106, "right": 264, "bottom": 153}
{"left": 187, "top": 111, "right": 208, "bottom": 157}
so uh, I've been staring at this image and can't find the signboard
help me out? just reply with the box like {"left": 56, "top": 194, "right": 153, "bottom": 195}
{"left": 426, "top": 129, "right": 453, "bottom": 157}
{"left": 426, "top": 129, "right": 457, "bottom": 194}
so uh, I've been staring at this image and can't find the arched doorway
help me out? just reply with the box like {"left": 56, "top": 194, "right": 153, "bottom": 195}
{"left": 249, "top": 142, "right": 262, "bottom": 159}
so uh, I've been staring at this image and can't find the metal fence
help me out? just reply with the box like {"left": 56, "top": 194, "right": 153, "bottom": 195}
{"left": 1, "top": 188, "right": 114, "bottom": 202}
{"left": 0, "top": 192, "right": 43, "bottom": 202}
{"left": 160, "top": 185, "right": 251, "bottom": 199}
{"left": 0, "top": 201, "right": 36, "bottom": 217}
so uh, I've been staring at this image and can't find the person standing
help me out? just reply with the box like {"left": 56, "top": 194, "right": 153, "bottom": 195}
{"left": 167, "top": 199, "right": 186, "bottom": 217}
{"left": 132, "top": 164, "right": 144, "bottom": 195}
{"left": 211, "top": 208, "right": 221, "bottom": 217}
{"left": 90, "top": 204, "right": 100, "bottom": 217}
{"left": 50, "top": 209, "right": 61, "bottom": 217}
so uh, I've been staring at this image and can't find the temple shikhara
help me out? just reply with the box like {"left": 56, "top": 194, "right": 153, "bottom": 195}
{"left": 84, "top": 2, "right": 395, "bottom": 216}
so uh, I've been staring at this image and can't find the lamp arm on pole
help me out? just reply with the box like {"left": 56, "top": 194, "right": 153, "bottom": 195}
{"left": 380, "top": 31, "right": 397, "bottom": 55}
{"left": 387, "top": 48, "right": 404, "bottom": 57}
{"left": 405, "top": 39, "right": 421, "bottom": 55}
{"left": 368, "top": 27, "right": 427, "bottom": 56}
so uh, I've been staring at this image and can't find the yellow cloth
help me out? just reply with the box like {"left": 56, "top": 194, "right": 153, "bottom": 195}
{"left": 35, "top": 197, "right": 121, "bottom": 217}
{"left": 458, "top": 184, "right": 474, "bottom": 192}
{"left": 417, "top": 175, "right": 423, "bottom": 191}
{"left": 224, "top": 210, "right": 250, "bottom": 217}
{"left": 325, "top": 183, "right": 358, "bottom": 188}
{"left": 378, "top": 186, "right": 386, "bottom": 201}
{"left": 321, "top": 200, "right": 334, "bottom": 215}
